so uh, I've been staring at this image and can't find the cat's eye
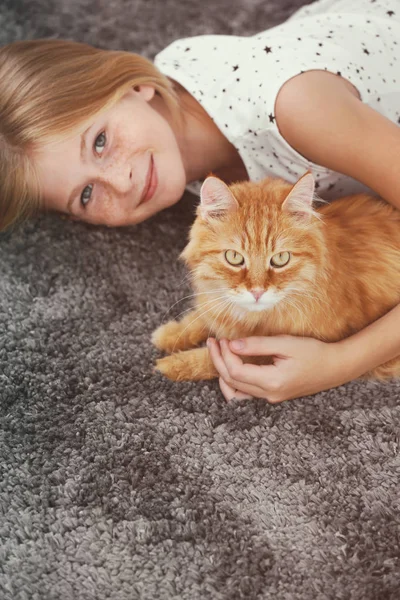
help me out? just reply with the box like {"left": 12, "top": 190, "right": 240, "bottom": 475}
{"left": 270, "top": 251, "right": 291, "bottom": 268}
{"left": 225, "top": 250, "right": 245, "bottom": 266}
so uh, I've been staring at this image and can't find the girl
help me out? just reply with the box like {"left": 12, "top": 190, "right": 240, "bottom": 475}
{"left": 1, "top": 0, "right": 400, "bottom": 403}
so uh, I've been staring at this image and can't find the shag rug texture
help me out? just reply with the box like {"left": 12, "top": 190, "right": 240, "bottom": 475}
{"left": 1, "top": 1, "right": 399, "bottom": 598}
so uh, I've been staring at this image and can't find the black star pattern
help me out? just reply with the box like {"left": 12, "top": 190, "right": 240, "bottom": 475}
{"left": 155, "top": 2, "right": 400, "bottom": 201}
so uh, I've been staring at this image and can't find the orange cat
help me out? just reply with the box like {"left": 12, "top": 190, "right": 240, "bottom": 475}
{"left": 152, "top": 172, "right": 400, "bottom": 382}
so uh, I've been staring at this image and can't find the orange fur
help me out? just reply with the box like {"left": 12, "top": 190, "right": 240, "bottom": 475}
{"left": 153, "top": 173, "right": 400, "bottom": 381}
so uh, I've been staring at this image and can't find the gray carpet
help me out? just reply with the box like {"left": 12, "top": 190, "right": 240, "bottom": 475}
{"left": 1, "top": 1, "right": 399, "bottom": 598}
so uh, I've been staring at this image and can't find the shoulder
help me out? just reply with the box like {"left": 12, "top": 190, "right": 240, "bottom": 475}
{"left": 274, "top": 70, "right": 400, "bottom": 208}
{"left": 274, "top": 69, "right": 362, "bottom": 167}
{"left": 275, "top": 69, "right": 361, "bottom": 113}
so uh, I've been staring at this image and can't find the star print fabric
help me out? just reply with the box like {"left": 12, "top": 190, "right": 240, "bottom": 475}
{"left": 154, "top": 0, "right": 400, "bottom": 200}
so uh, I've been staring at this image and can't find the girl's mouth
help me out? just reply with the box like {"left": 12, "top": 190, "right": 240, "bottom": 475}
{"left": 140, "top": 154, "right": 158, "bottom": 204}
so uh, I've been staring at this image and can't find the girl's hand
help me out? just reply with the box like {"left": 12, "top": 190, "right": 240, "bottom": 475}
{"left": 207, "top": 335, "right": 354, "bottom": 403}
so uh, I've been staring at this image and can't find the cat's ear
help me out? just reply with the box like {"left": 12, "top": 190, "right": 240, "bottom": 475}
{"left": 199, "top": 176, "right": 239, "bottom": 219}
{"left": 282, "top": 171, "right": 316, "bottom": 221}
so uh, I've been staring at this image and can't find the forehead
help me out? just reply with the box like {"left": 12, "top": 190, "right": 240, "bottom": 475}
{"left": 226, "top": 198, "right": 286, "bottom": 253}
{"left": 32, "top": 128, "right": 82, "bottom": 213}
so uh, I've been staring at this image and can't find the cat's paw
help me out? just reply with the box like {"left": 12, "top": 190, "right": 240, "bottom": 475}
{"left": 152, "top": 320, "right": 192, "bottom": 353}
{"left": 155, "top": 353, "right": 190, "bottom": 381}
{"left": 154, "top": 348, "right": 218, "bottom": 381}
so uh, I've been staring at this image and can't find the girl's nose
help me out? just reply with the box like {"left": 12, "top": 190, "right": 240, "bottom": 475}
{"left": 106, "top": 163, "right": 133, "bottom": 195}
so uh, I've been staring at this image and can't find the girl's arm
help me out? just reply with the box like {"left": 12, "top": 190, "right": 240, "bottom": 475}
{"left": 210, "top": 70, "right": 400, "bottom": 402}
{"left": 274, "top": 69, "right": 400, "bottom": 209}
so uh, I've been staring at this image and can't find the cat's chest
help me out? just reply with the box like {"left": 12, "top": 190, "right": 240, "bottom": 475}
{"left": 210, "top": 315, "right": 260, "bottom": 340}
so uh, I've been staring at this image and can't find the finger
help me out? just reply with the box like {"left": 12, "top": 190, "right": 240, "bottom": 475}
{"left": 207, "top": 338, "right": 231, "bottom": 382}
{"left": 222, "top": 375, "right": 274, "bottom": 401}
{"left": 229, "top": 335, "right": 293, "bottom": 358}
{"left": 210, "top": 339, "right": 275, "bottom": 399}
{"left": 219, "top": 338, "right": 276, "bottom": 388}
{"left": 219, "top": 377, "right": 253, "bottom": 402}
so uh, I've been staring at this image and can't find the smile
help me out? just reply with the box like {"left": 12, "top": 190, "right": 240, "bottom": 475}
{"left": 140, "top": 154, "right": 158, "bottom": 205}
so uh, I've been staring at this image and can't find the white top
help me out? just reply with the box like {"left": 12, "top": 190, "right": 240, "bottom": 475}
{"left": 154, "top": 0, "right": 400, "bottom": 200}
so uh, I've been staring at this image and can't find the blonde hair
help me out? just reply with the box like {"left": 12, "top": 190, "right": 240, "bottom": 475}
{"left": 0, "top": 38, "right": 183, "bottom": 231}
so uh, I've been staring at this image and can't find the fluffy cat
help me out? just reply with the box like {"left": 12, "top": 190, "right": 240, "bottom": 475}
{"left": 152, "top": 172, "right": 400, "bottom": 382}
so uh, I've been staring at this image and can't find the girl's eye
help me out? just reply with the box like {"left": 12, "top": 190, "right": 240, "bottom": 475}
{"left": 80, "top": 184, "right": 93, "bottom": 207}
{"left": 95, "top": 131, "right": 106, "bottom": 154}
{"left": 79, "top": 132, "right": 106, "bottom": 207}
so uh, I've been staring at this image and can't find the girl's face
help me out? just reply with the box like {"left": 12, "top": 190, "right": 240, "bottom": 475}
{"left": 34, "top": 86, "right": 187, "bottom": 226}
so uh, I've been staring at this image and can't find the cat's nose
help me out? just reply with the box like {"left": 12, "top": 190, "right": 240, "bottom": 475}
{"left": 251, "top": 289, "right": 264, "bottom": 301}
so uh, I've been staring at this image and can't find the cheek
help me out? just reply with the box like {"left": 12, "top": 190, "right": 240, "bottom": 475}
{"left": 110, "top": 133, "right": 136, "bottom": 161}
{"left": 271, "top": 261, "right": 318, "bottom": 296}
{"left": 194, "top": 259, "right": 240, "bottom": 287}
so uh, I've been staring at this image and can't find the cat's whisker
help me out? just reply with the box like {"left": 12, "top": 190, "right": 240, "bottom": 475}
{"left": 282, "top": 296, "right": 307, "bottom": 336}
{"left": 176, "top": 268, "right": 200, "bottom": 288}
{"left": 285, "top": 283, "right": 329, "bottom": 305}
{"left": 288, "top": 286, "right": 331, "bottom": 312}
{"left": 207, "top": 298, "right": 234, "bottom": 341}
{"left": 284, "top": 295, "right": 329, "bottom": 340}
{"left": 170, "top": 297, "right": 231, "bottom": 353}
{"left": 159, "top": 288, "right": 231, "bottom": 323}
{"left": 212, "top": 300, "right": 235, "bottom": 343}
{"left": 167, "top": 294, "right": 231, "bottom": 326}
{"left": 206, "top": 300, "right": 235, "bottom": 377}
{"left": 281, "top": 291, "right": 320, "bottom": 337}
{"left": 200, "top": 299, "right": 231, "bottom": 349}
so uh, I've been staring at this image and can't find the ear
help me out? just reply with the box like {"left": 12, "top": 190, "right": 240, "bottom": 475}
{"left": 282, "top": 171, "right": 315, "bottom": 220}
{"left": 134, "top": 84, "right": 156, "bottom": 102}
{"left": 199, "top": 176, "right": 239, "bottom": 220}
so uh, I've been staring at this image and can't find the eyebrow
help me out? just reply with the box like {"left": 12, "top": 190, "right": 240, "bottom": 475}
{"left": 66, "top": 126, "right": 91, "bottom": 213}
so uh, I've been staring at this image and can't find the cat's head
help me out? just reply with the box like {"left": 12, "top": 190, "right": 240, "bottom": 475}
{"left": 181, "top": 172, "right": 326, "bottom": 316}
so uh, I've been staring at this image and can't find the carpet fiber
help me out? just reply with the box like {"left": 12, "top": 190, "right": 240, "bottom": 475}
{"left": 1, "top": 1, "right": 399, "bottom": 598}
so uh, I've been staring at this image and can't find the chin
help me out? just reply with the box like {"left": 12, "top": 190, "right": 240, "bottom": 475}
{"left": 244, "top": 304, "right": 274, "bottom": 313}
{"left": 232, "top": 301, "right": 278, "bottom": 315}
